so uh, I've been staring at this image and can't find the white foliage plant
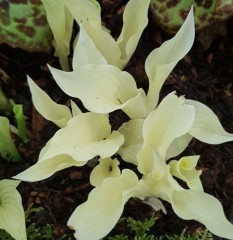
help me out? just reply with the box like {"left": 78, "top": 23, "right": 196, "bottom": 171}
{"left": 12, "top": 0, "right": 233, "bottom": 240}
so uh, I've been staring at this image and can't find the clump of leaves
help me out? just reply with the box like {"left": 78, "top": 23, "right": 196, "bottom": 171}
{"left": 107, "top": 215, "right": 213, "bottom": 240}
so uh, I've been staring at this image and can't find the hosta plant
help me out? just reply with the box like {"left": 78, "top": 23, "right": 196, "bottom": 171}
{"left": 14, "top": 3, "right": 233, "bottom": 240}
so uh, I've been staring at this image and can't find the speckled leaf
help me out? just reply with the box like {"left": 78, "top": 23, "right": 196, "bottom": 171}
{"left": 0, "top": 0, "right": 53, "bottom": 52}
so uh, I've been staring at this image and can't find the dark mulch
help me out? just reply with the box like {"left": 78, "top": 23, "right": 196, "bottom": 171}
{"left": 0, "top": 1, "right": 233, "bottom": 239}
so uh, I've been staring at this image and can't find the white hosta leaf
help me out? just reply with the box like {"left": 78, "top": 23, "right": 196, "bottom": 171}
{"left": 145, "top": 7, "right": 195, "bottom": 111}
{"left": 42, "top": 0, "right": 73, "bottom": 70}
{"left": 72, "top": 24, "right": 107, "bottom": 70}
{"left": 187, "top": 99, "right": 233, "bottom": 144}
{"left": 70, "top": 100, "right": 82, "bottom": 117}
{"left": 28, "top": 77, "right": 72, "bottom": 128}
{"left": 172, "top": 190, "right": 233, "bottom": 239}
{"left": 68, "top": 169, "right": 142, "bottom": 240}
{"left": 0, "top": 179, "right": 26, "bottom": 240}
{"left": 118, "top": 119, "right": 144, "bottom": 165}
{"left": 49, "top": 64, "right": 141, "bottom": 114}
{"left": 141, "top": 92, "right": 195, "bottom": 159}
{"left": 64, "top": 0, "right": 121, "bottom": 67}
{"left": 117, "top": 0, "right": 150, "bottom": 68}
{"left": 137, "top": 144, "right": 154, "bottom": 175}
{"left": 169, "top": 156, "right": 203, "bottom": 191}
{"left": 90, "top": 158, "right": 121, "bottom": 187}
{"left": 122, "top": 88, "right": 148, "bottom": 119}
{"left": 64, "top": 0, "right": 101, "bottom": 26}
{"left": 84, "top": 25, "right": 121, "bottom": 67}
{"left": 39, "top": 113, "right": 124, "bottom": 162}
{"left": 14, "top": 155, "right": 86, "bottom": 182}
{"left": 165, "top": 133, "right": 193, "bottom": 160}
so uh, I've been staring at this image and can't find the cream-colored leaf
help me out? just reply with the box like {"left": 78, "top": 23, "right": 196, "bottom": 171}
{"left": 118, "top": 119, "right": 144, "bottom": 165}
{"left": 68, "top": 169, "right": 142, "bottom": 240}
{"left": 14, "top": 155, "right": 85, "bottom": 182}
{"left": 122, "top": 88, "right": 148, "bottom": 119}
{"left": 165, "top": 134, "right": 193, "bottom": 160}
{"left": 141, "top": 157, "right": 182, "bottom": 202}
{"left": 64, "top": 0, "right": 121, "bottom": 67}
{"left": 172, "top": 190, "right": 233, "bottom": 239}
{"left": 141, "top": 92, "right": 195, "bottom": 158}
{"left": 42, "top": 0, "right": 73, "bottom": 70}
{"left": 187, "top": 99, "right": 233, "bottom": 144}
{"left": 117, "top": 0, "right": 150, "bottom": 68}
{"left": 90, "top": 158, "right": 121, "bottom": 187}
{"left": 169, "top": 156, "right": 203, "bottom": 191}
{"left": 70, "top": 100, "right": 82, "bottom": 117}
{"left": 64, "top": 0, "right": 101, "bottom": 26}
{"left": 72, "top": 24, "right": 107, "bottom": 69}
{"left": 39, "top": 113, "right": 124, "bottom": 162}
{"left": 145, "top": 7, "right": 195, "bottom": 111}
{"left": 137, "top": 144, "right": 154, "bottom": 175}
{"left": 49, "top": 64, "right": 141, "bottom": 114}
{"left": 0, "top": 179, "right": 26, "bottom": 240}
{"left": 28, "top": 77, "right": 72, "bottom": 128}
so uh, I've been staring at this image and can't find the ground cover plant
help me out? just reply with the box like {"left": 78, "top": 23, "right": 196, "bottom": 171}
{"left": 0, "top": 0, "right": 233, "bottom": 239}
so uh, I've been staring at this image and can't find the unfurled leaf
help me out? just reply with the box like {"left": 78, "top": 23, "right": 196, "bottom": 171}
{"left": 14, "top": 154, "right": 85, "bottom": 182}
{"left": 28, "top": 77, "right": 72, "bottom": 128}
{"left": 187, "top": 99, "right": 233, "bottom": 144}
{"left": 117, "top": 0, "right": 151, "bottom": 68}
{"left": 49, "top": 64, "right": 144, "bottom": 115}
{"left": 165, "top": 133, "right": 193, "bottom": 160}
{"left": 139, "top": 92, "right": 195, "bottom": 159}
{"left": 68, "top": 170, "right": 142, "bottom": 240}
{"left": 172, "top": 190, "right": 233, "bottom": 239}
{"left": 145, "top": 7, "right": 195, "bottom": 111}
{"left": 0, "top": 179, "right": 26, "bottom": 240}
{"left": 72, "top": 24, "right": 107, "bottom": 70}
{"left": 41, "top": 0, "right": 73, "bottom": 70}
{"left": 39, "top": 113, "right": 123, "bottom": 162}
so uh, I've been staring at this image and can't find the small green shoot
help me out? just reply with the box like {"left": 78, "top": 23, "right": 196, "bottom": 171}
{"left": 13, "top": 104, "right": 29, "bottom": 143}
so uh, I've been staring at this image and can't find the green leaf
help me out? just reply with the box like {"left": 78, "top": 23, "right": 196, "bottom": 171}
{"left": 13, "top": 104, "right": 29, "bottom": 143}
{"left": 0, "top": 116, "right": 20, "bottom": 161}
{"left": 0, "top": 1, "right": 52, "bottom": 52}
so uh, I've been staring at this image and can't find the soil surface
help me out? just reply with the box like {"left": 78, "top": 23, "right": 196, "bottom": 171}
{"left": 0, "top": 1, "right": 233, "bottom": 239}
